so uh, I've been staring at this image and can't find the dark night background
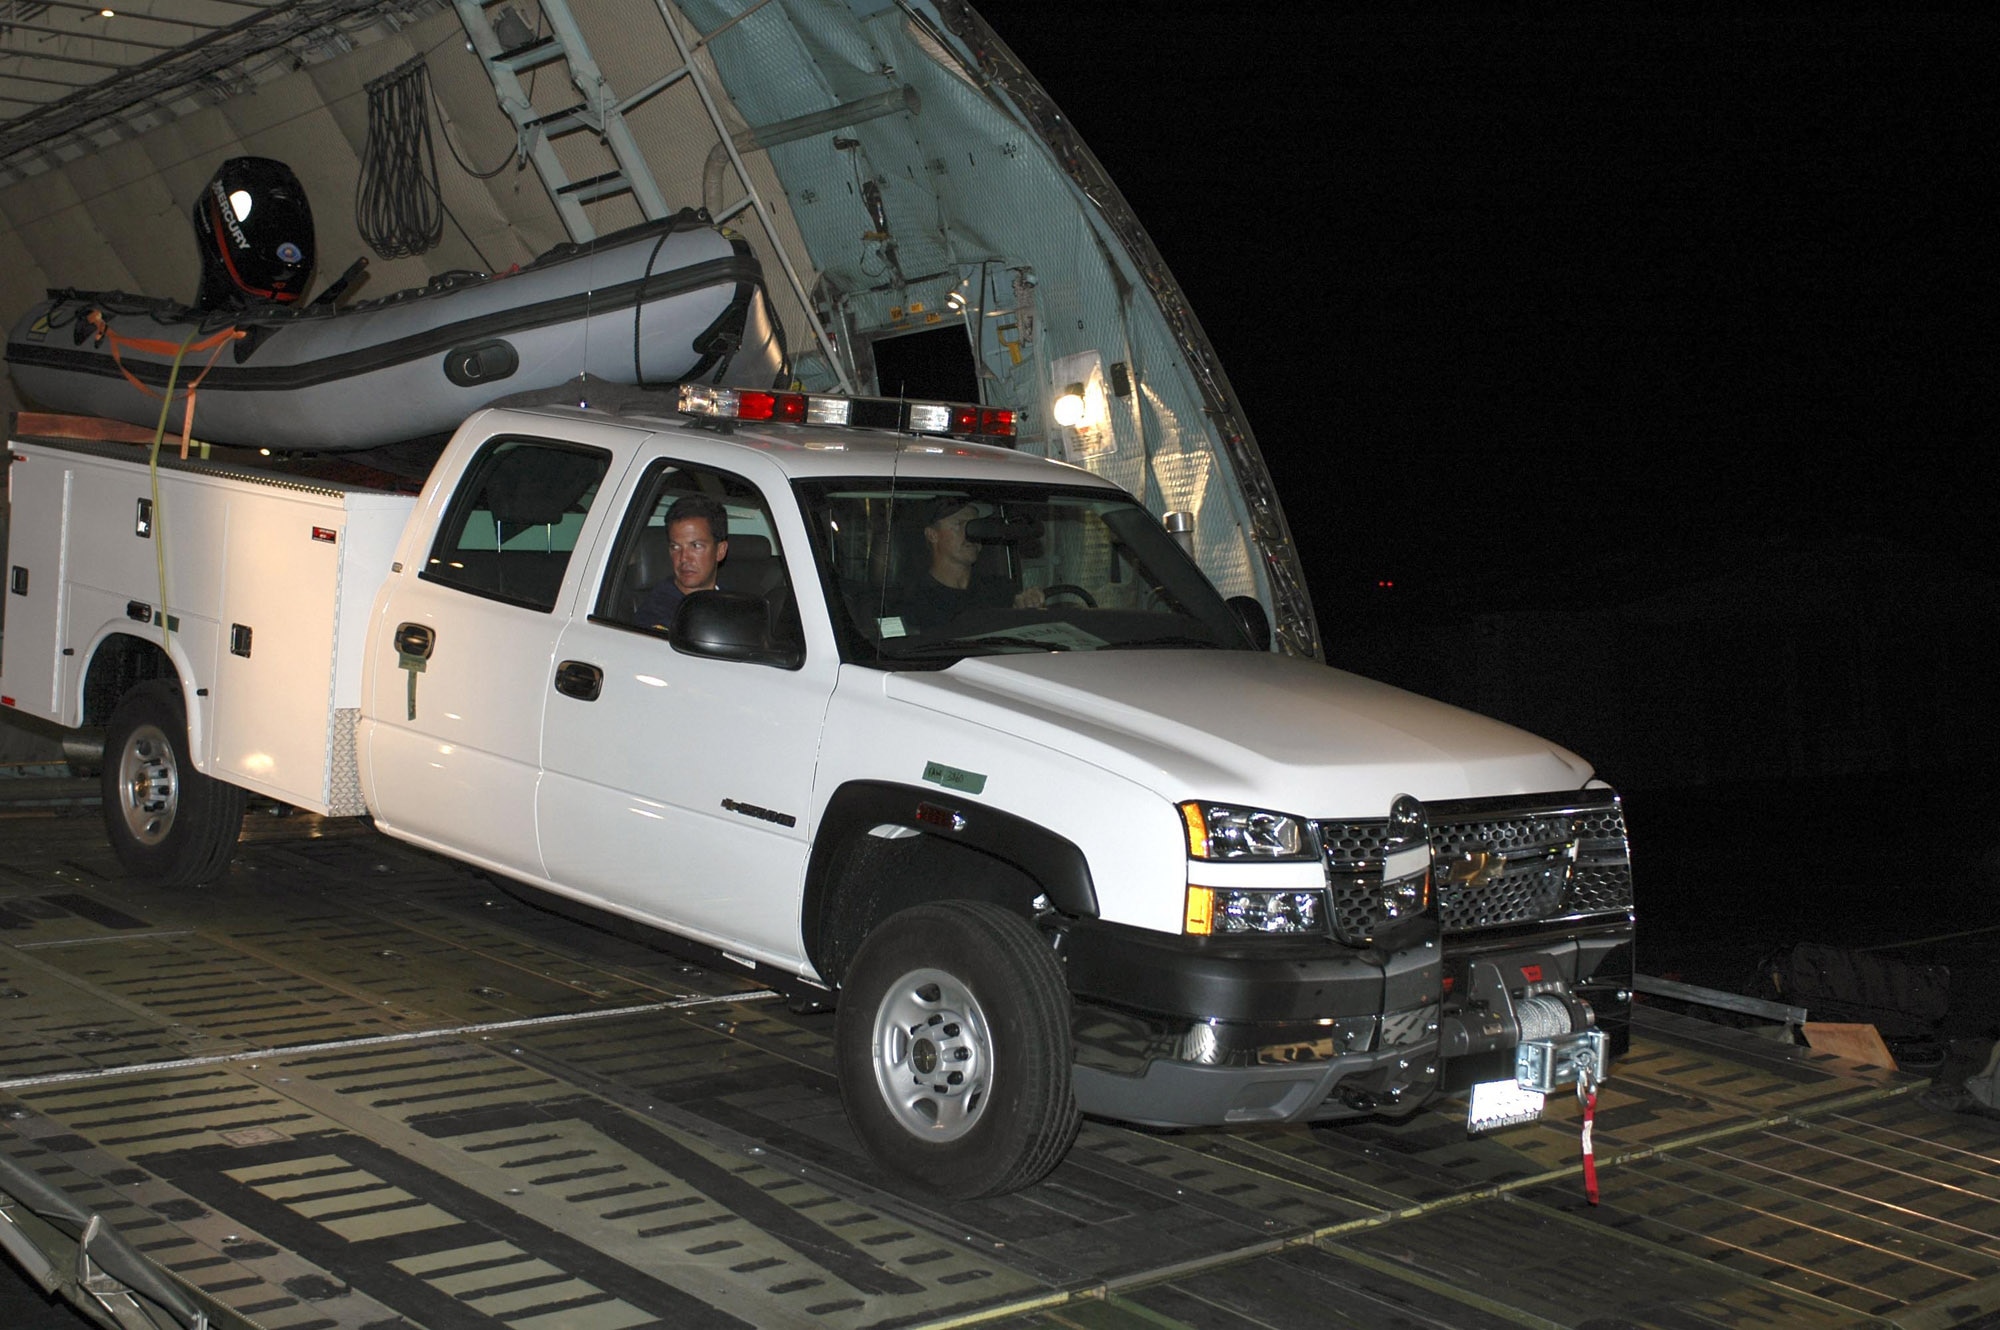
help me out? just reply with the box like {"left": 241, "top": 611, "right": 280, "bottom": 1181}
{"left": 985, "top": 3, "right": 1991, "bottom": 600}
{"left": 982, "top": 4, "right": 1999, "bottom": 1034}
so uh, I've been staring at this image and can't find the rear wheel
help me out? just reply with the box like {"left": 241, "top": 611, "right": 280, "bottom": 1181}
{"left": 836, "top": 901, "right": 1078, "bottom": 1197}
{"left": 101, "top": 683, "right": 246, "bottom": 886}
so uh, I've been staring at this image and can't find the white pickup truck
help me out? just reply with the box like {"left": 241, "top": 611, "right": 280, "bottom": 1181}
{"left": 1, "top": 388, "right": 1634, "bottom": 1196}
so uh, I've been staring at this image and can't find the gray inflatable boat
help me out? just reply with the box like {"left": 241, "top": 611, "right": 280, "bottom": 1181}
{"left": 4, "top": 211, "right": 784, "bottom": 451}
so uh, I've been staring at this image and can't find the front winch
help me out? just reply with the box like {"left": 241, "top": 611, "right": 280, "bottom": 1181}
{"left": 1517, "top": 1024, "right": 1608, "bottom": 1094}
{"left": 1460, "top": 970, "right": 1607, "bottom": 1135}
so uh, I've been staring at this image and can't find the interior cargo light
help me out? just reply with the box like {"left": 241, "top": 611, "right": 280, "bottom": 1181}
{"left": 1052, "top": 382, "right": 1086, "bottom": 427}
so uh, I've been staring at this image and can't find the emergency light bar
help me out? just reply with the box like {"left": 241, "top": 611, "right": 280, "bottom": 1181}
{"left": 678, "top": 384, "right": 1016, "bottom": 441}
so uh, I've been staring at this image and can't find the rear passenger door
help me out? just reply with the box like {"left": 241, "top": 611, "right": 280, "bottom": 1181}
{"left": 537, "top": 455, "right": 834, "bottom": 968}
{"left": 364, "top": 434, "right": 616, "bottom": 876}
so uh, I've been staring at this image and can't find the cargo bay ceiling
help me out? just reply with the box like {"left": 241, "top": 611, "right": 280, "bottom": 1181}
{"left": 0, "top": 0, "right": 1318, "bottom": 655}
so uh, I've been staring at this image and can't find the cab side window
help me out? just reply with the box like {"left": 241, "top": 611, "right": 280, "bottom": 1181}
{"left": 594, "top": 459, "right": 799, "bottom": 649}
{"left": 423, "top": 437, "right": 611, "bottom": 612}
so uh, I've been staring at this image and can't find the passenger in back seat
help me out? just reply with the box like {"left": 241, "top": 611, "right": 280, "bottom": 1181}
{"left": 637, "top": 495, "right": 730, "bottom": 631}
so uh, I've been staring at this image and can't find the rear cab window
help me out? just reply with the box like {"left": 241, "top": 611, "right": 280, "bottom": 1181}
{"left": 423, "top": 436, "right": 612, "bottom": 612}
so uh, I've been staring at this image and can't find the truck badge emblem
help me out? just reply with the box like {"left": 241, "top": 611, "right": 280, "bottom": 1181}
{"left": 1447, "top": 848, "right": 1507, "bottom": 889}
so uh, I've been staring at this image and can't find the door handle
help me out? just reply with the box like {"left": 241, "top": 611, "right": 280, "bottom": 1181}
{"left": 553, "top": 659, "right": 603, "bottom": 702}
{"left": 394, "top": 622, "right": 434, "bottom": 659}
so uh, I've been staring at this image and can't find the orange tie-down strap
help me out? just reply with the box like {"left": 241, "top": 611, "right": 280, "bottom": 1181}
{"left": 85, "top": 310, "right": 246, "bottom": 458}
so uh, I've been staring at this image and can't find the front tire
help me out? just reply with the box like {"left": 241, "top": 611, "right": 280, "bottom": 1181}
{"left": 836, "top": 901, "right": 1079, "bottom": 1197}
{"left": 101, "top": 682, "right": 246, "bottom": 887}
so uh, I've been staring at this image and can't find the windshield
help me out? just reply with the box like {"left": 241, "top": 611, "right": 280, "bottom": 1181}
{"left": 795, "top": 479, "right": 1253, "bottom": 666}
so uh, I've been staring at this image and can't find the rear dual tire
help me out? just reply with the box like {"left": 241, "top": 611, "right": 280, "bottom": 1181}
{"left": 101, "top": 683, "right": 246, "bottom": 887}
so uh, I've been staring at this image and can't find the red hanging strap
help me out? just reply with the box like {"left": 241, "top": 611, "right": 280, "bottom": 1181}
{"left": 1579, "top": 1083, "right": 1600, "bottom": 1206}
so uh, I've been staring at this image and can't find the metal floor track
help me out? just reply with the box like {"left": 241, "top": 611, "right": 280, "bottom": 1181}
{"left": 3, "top": 798, "right": 1997, "bottom": 1329}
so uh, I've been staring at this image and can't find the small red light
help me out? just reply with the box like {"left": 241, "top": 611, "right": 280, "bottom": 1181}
{"left": 1520, "top": 964, "right": 1543, "bottom": 983}
{"left": 1, "top": 696, "right": 14, "bottom": 708}
{"left": 1378, "top": 580, "right": 1395, "bottom": 589}
{"left": 914, "top": 801, "right": 963, "bottom": 830}
{"left": 1441, "top": 974, "right": 1455, "bottom": 994}
{"left": 949, "top": 405, "right": 979, "bottom": 435}
{"left": 773, "top": 392, "right": 807, "bottom": 423}
{"left": 738, "top": 391, "right": 778, "bottom": 421}
{"left": 311, "top": 526, "right": 337, "bottom": 543}
{"left": 980, "top": 407, "right": 1016, "bottom": 437}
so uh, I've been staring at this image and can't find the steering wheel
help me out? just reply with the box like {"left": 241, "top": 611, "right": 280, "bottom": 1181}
{"left": 1042, "top": 583, "right": 1097, "bottom": 608}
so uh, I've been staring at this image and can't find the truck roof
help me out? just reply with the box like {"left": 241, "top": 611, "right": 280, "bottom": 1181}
{"left": 474, "top": 400, "right": 1127, "bottom": 490}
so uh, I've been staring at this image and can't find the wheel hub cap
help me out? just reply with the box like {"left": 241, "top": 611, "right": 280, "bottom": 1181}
{"left": 116, "top": 725, "right": 179, "bottom": 846}
{"left": 871, "top": 969, "right": 992, "bottom": 1142}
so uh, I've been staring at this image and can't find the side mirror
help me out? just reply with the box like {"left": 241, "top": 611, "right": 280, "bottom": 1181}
{"left": 673, "top": 591, "right": 804, "bottom": 669}
{"left": 1227, "top": 595, "right": 1271, "bottom": 651}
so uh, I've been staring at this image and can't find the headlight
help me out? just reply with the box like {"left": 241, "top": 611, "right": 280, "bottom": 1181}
{"left": 1185, "top": 886, "right": 1326, "bottom": 936}
{"left": 1179, "top": 801, "right": 1313, "bottom": 860}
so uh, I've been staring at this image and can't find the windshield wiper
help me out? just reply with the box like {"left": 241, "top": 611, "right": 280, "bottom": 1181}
{"left": 888, "top": 634, "right": 1074, "bottom": 657}
{"left": 1118, "top": 635, "right": 1232, "bottom": 649}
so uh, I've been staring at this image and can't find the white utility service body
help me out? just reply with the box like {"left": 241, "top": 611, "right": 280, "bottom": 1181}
{"left": 2, "top": 394, "right": 1635, "bottom": 1197}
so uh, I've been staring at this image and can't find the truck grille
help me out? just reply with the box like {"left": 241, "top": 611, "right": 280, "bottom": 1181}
{"left": 1314, "top": 791, "right": 1632, "bottom": 943}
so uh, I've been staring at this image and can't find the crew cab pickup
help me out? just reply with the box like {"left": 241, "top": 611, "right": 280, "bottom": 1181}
{"left": 0, "top": 388, "right": 1634, "bottom": 1196}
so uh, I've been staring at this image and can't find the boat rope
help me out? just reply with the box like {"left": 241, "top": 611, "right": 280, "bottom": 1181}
{"left": 84, "top": 309, "right": 243, "bottom": 460}
{"left": 82, "top": 310, "right": 244, "bottom": 642}
{"left": 144, "top": 327, "right": 195, "bottom": 648}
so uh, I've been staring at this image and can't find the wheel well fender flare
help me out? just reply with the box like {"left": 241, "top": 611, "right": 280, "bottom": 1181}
{"left": 802, "top": 779, "right": 1098, "bottom": 980}
{"left": 80, "top": 629, "right": 194, "bottom": 733}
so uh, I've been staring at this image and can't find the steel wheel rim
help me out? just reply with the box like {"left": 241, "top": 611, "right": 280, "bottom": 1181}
{"left": 116, "top": 722, "right": 179, "bottom": 847}
{"left": 870, "top": 965, "right": 993, "bottom": 1142}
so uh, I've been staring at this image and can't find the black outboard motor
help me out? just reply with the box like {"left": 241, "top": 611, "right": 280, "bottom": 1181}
{"left": 192, "top": 157, "right": 316, "bottom": 311}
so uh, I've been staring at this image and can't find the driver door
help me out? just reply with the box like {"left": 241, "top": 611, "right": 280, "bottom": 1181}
{"left": 536, "top": 455, "right": 834, "bottom": 968}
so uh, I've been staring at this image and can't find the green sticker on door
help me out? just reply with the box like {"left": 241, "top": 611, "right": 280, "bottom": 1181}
{"left": 921, "top": 761, "right": 986, "bottom": 795}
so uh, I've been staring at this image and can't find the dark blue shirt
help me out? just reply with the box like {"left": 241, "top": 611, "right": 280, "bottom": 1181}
{"left": 638, "top": 581, "right": 696, "bottom": 631}
{"left": 894, "top": 575, "right": 1015, "bottom": 632}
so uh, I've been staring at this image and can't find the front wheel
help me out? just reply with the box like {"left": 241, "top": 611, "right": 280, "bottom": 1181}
{"left": 101, "top": 682, "right": 246, "bottom": 887}
{"left": 836, "top": 901, "right": 1079, "bottom": 1198}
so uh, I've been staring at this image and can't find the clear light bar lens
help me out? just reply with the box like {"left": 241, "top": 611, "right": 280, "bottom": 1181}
{"left": 677, "top": 384, "right": 733, "bottom": 417}
{"left": 806, "top": 396, "right": 851, "bottom": 426}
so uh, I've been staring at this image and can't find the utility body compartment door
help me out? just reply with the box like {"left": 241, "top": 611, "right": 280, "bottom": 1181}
{"left": 0, "top": 445, "right": 70, "bottom": 720}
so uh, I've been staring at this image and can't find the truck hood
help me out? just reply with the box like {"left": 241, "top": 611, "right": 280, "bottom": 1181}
{"left": 883, "top": 650, "right": 1593, "bottom": 813}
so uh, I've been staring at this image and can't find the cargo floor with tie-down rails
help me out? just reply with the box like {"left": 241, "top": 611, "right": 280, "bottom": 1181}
{"left": 2, "top": 791, "right": 1997, "bottom": 1330}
